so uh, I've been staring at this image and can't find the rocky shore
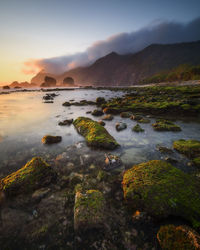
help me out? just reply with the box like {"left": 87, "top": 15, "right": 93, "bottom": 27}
{"left": 0, "top": 84, "right": 200, "bottom": 249}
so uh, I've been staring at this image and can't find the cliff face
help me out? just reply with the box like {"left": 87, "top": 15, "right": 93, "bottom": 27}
{"left": 31, "top": 40, "right": 200, "bottom": 86}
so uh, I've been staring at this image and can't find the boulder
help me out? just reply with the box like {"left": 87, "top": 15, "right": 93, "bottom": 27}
{"left": 116, "top": 122, "right": 127, "bottom": 131}
{"left": 58, "top": 119, "right": 73, "bottom": 126}
{"left": 74, "top": 190, "right": 106, "bottom": 231}
{"left": 91, "top": 109, "right": 104, "bottom": 116}
{"left": 73, "top": 117, "right": 119, "bottom": 149}
{"left": 2, "top": 85, "right": 10, "bottom": 90}
{"left": 132, "top": 124, "right": 144, "bottom": 132}
{"left": 173, "top": 139, "right": 200, "bottom": 158}
{"left": 120, "top": 112, "right": 132, "bottom": 118}
{"left": 152, "top": 119, "right": 181, "bottom": 131}
{"left": 122, "top": 160, "right": 200, "bottom": 228}
{"left": 0, "top": 157, "right": 56, "bottom": 197}
{"left": 157, "top": 225, "right": 200, "bottom": 250}
{"left": 102, "top": 114, "right": 113, "bottom": 121}
{"left": 42, "top": 135, "right": 62, "bottom": 144}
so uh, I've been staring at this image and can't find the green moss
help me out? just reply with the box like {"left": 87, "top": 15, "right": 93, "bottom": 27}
{"left": 0, "top": 157, "right": 56, "bottom": 197}
{"left": 122, "top": 160, "right": 200, "bottom": 228}
{"left": 173, "top": 139, "right": 200, "bottom": 158}
{"left": 157, "top": 225, "right": 200, "bottom": 250}
{"left": 41, "top": 135, "right": 62, "bottom": 144}
{"left": 73, "top": 117, "right": 119, "bottom": 149}
{"left": 193, "top": 157, "right": 200, "bottom": 167}
{"left": 152, "top": 119, "right": 181, "bottom": 131}
{"left": 74, "top": 190, "right": 105, "bottom": 231}
{"left": 132, "top": 124, "right": 144, "bottom": 133}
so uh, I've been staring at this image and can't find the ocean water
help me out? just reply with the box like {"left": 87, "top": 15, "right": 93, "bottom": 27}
{"left": 0, "top": 88, "right": 200, "bottom": 176}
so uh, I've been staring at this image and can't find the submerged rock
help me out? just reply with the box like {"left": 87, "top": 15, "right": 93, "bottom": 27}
{"left": 156, "top": 145, "right": 173, "bottom": 154}
{"left": 132, "top": 124, "right": 144, "bottom": 132}
{"left": 104, "top": 153, "right": 122, "bottom": 171}
{"left": 120, "top": 112, "right": 132, "bottom": 118}
{"left": 173, "top": 139, "right": 200, "bottom": 158}
{"left": 96, "top": 97, "right": 106, "bottom": 105}
{"left": 157, "top": 225, "right": 200, "bottom": 250}
{"left": 152, "top": 119, "right": 181, "bottom": 131}
{"left": 122, "top": 160, "right": 200, "bottom": 228}
{"left": 91, "top": 109, "right": 104, "bottom": 116}
{"left": 74, "top": 190, "right": 106, "bottom": 231}
{"left": 42, "top": 135, "right": 62, "bottom": 144}
{"left": 62, "top": 101, "right": 71, "bottom": 106}
{"left": 98, "top": 120, "right": 105, "bottom": 126}
{"left": 73, "top": 117, "right": 119, "bottom": 149}
{"left": 102, "top": 114, "right": 113, "bottom": 121}
{"left": 58, "top": 119, "right": 73, "bottom": 126}
{"left": 116, "top": 122, "right": 127, "bottom": 131}
{"left": 0, "top": 157, "right": 56, "bottom": 197}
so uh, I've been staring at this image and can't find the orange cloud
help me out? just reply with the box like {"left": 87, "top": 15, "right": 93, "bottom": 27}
{"left": 22, "top": 59, "right": 42, "bottom": 75}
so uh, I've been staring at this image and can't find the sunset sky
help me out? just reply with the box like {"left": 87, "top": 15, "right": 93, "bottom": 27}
{"left": 0, "top": 0, "right": 200, "bottom": 85}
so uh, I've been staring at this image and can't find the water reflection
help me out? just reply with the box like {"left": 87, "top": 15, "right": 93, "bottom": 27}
{"left": 0, "top": 89, "right": 200, "bottom": 176}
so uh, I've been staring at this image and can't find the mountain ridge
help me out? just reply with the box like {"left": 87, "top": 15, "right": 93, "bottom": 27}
{"left": 31, "top": 40, "right": 200, "bottom": 86}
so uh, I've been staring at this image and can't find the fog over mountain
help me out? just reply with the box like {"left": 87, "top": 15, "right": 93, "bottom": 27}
{"left": 25, "top": 17, "right": 200, "bottom": 75}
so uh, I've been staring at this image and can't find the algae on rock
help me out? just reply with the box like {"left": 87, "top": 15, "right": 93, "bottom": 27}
{"left": 0, "top": 157, "right": 56, "bottom": 197}
{"left": 74, "top": 190, "right": 106, "bottom": 231}
{"left": 73, "top": 117, "right": 119, "bottom": 149}
{"left": 173, "top": 139, "right": 200, "bottom": 158}
{"left": 157, "top": 224, "right": 200, "bottom": 250}
{"left": 122, "top": 160, "right": 200, "bottom": 228}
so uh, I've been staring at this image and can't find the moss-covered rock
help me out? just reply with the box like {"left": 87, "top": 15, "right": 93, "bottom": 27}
{"left": 173, "top": 139, "right": 200, "bottom": 158}
{"left": 73, "top": 117, "right": 119, "bottom": 149}
{"left": 152, "top": 120, "right": 181, "bottom": 131}
{"left": 193, "top": 157, "right": 200, "bottom": 168}
{"left": 157, "top": 224, "right": 200, "bottom": 250}
{"left": 132, "top": 124, "right": 144, "bottom": 132}
{"left": 96, "top": 97, "right": 106, "bottom": 105}
{"left": 0, "top": 157, "right": 56, "bottom": 197}
{"left": 137, "top": 118, "right": 150, "bottom": 123}
{"left": 74, "top": 190, "right": 106, "bottom": 231}
{"left": 42, "top": 135, "right": 62, "bottom": 144}
{"left": 120, "top": 112, "right": 132, "bottom": 118}
{"left": 122, "top": 160, "right": 200, "bottom": 228}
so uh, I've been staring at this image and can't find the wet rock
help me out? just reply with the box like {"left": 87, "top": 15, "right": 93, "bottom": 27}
{"left": 44, "top": 100, "right": 54, "bottom": 103}
{"left": 58, "top": 119, "right": 73, "bottom": 126}
{"left": 73, "top": 117, "right": 119, "bottom": 149}
{"left": 164, "top": 156, "right": 178, "bottom": 164}
{"left": 86, "top": 111, "right": 92, "bottom": 114}
{"left": 152, "top": 119, "right": 181, "bottom": 131}
{"left": 74, "top": 190, "right": 106, "bottom": 232}
{"left": 122, "top": 160, "right": 200, "bottom": 228}
{"left": 104, "top": 153, "right": 122, "bottom": 171}
{"left": 157, "top": 225, "right": 200, "bottom": 250}
{"left": 130, "top": 115, "right": 143, "bottom": 121}
{"left": 62, "top": 101, "right": 71, "bottom": 106}
{"left": 173, "top": 139, "right": 200, "bottom": 158}
{"left": 91, "top": 109, "right": 104, "bottom": 116}
{"left": 156, "top": 145, "right": 173, "bottom": 154}
{"left": 132, "top": 124, "right": 144, "bottom": 132}
{"left": 98, "top": 120, "right": 105, "bottom": 126}
{"left": 120, "top": 112, "right": 132, "bottom": 118}
{"left": 96, "top": 97, "right": 106, "bottom": 105}
{"left": 116, "top": 122, "right": 127, "bottom": 131}
{"left": 102, "top": 114, "right": 113, "bottom": 121}
{"left": 32, "top": 187, "right": 51, "bottom": 202}
{"left": 137, "top": 118, "right": 150, "bottom": 123}
{"left": 0, "top": 157, "right": 56, "bottom": 197}
{"left": 193, "top": 157, "right": 200, "bottom": 168}
{"left": 42, "top": 135, "right": 62, "bottom": 144}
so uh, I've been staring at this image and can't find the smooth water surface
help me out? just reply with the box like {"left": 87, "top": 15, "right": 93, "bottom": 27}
{"left": 0, "top": 89, "right": 200, "bottom": 176}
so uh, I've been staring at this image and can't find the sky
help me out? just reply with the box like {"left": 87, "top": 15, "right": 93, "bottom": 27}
{"left": 0, "top": 0, "right": 200, "bottom": 85}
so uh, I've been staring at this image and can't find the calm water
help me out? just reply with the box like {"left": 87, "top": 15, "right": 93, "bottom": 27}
{"left": 0, "top": 89, "right": 200, "bottom": 176}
